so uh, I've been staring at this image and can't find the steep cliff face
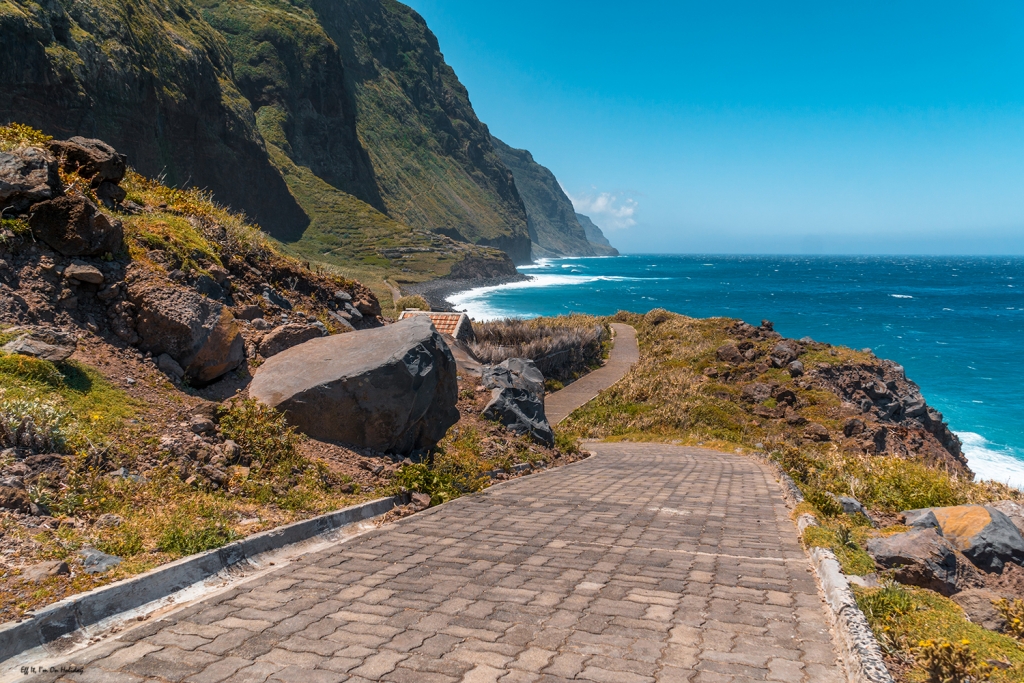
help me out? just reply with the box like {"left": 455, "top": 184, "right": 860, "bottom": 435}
{"left": 1, "top": 0, "right": 533, "bottom": 272}
{"left": 308, "top": 0, "right": 531, "bottom": 264}
{"left": 576, "top": 213, "right": 619, "bottom": 256}
{"left": 492, "top": 137, "right": 594, "bottom": 259}
{"left": 0, "top": 0, "right": 309, "bottom": 239}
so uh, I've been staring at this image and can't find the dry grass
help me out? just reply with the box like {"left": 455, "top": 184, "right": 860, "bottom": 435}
{"left": 471, "top": 315, "right": 609, "bottom": 383}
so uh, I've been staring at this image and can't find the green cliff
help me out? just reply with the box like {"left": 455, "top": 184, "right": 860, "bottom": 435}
{"left": 492, "top": 137, "right": 594, "bottom": 258}
{"left": 576, "top": 213, "right": 620, "bottom": 256}
{"left": 0, "top": 0, "right": 530, "bottom": 294}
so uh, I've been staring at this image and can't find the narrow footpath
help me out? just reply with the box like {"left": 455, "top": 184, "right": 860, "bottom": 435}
{"left": 545, "top": 323, "right": 640, "bottom": 425}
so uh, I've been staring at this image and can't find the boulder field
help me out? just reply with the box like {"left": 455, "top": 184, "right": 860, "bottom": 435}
{"left": 249, "top": 316, "right": 459, "bottom": 455}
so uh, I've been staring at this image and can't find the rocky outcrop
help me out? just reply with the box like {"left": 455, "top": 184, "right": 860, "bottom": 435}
{"left": 48, "top": 137, "right": 126, "bottom": 187}
{"left": 258, "top": 323, "right": 326, "bottom": 359}
{"left": 0, "top": 147, "right": 60, "bottom": 212}
{"left": 576, "top": 213, "right": 619, "bottom": 256}
{"left": 2, "top": 326, "right": 76, "bottom": 362}
{"left": 29, "top": 196, "right": 123, "bottom": 257}
{"left": 491, "top": 137, "right": 594, "bottom": 258}
{"left": 866, "top": 528, "right": 980, "bottom": 596}
{"left": 481, "top": 358, "right": 554, "bottom": 446}
{"left": 128, "top": 279, "right": 245, "bottom": 384}
{"left": 249, "top": 316, "right": 459, "bottom": 454}
{"left": 903, "top": 505, "right": 1024, "bottom": 573}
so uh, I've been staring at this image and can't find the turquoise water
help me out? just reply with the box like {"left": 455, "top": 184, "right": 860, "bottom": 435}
{"left": 450, "top": 255, "right": 1024, "bottom": 488}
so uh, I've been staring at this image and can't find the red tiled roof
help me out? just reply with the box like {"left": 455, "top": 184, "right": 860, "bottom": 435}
{"left": 398, "top": 310, "right": 469, "bottom": 337}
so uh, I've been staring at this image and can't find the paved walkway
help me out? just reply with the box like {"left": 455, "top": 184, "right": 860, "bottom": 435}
{"left": 545, "top": 323, "right": 639, "bottom": 425}
{"left": 34, "top": 443, "right": 843, "bottom": 683}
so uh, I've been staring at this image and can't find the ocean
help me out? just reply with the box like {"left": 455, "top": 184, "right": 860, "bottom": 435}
{"left": 450, "top": 255, "right": 1024, "bottom": 488}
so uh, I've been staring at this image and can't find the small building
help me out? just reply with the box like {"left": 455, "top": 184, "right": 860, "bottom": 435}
{"left": 398, "top": 310, "right": 476, "bottom": 342}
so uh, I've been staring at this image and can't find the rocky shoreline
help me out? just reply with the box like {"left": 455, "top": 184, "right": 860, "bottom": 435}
{"left": 403, "top": 272, "right": 531, "bottom": 312}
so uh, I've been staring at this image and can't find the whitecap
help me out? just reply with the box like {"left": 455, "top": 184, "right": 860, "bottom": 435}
{"left": 957, "top": 432, "right": 1024, "bottom": 490}
{"left": 890, "top": 294, "right": 913, "bottom": 299}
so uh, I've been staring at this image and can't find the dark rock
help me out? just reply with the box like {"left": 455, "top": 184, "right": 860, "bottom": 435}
{"left": 2, "top": 326, "right": 76, "bottom": 362}
{"left": 483, "top": 387, "right": 555, "bottom": 447}
{"left": 844, "top": 418, "right": 866, "bottom": 437}
{"left": 0, "top": 147, "right": 60, "bottom": 212}
{"left": 902, "top": 505, "right": 1024, "bottom": 573}
{"left": 775, "top": 389, "right": 798, "bottom": 406}
{"left": 157, "top": 353, "right": 185, "bottom": 380}
{"left": 787, "top": 360, "right": 804, "bottom": 377}
{"left": 771, "top": 341, "right": 800, "bottom": 367}
{"left": 258, "top": 323, "right": 326, "bottom": 358}
{"left": 49, "top": 137, "right": 127, "bottom": 187}
{"left": 803, "top": 423, "right": 831, "bottom": 442}
{"left": 333, "top": 290, "right": 352, "bottom": 302}
{"left": 129, "top": 280, "right": 245, "bottom": 384}
{"left": 64, "top": 263, "right": 104, "bottom": 284}
{"left": 410, "top": 492, "right": 431, "bottom": 510}
{"left": 78, "top": 547, "right": 121, "bottom": 574}
{"left": 249, "top": 316, "right": 459, "bottom": 454}
{"left": 716, "top": 343, "right": 744, "bottom": 364}
{"left": 29, "top": 196, "right": 124, "bottom": 257}
{"left": 250, "top": 318, "right": 272, "bottom": 331}
{"left": 21, "top": 560, "right": 70, "bottom": 582}
{"left": 262, "top": 287, "right": 292, "bottom": 310}
{"left": 952, "top": 589, "right": 1008, "bottom": 632}
{"left": 741, "top": 383, "right": 773, "bottom": 403}
{"left": 95, "top": 180, "right": 126, "bottom": 208}
{"left": 0, "top": 485, "right": 31, "bottom": 512}
{"left": 194, "top": 275, "right": 224, "bottom": 301}
{"left": 234, "top": 305, "right": 264, "bottom": 321}
{"left": 328, "top": 311, "right": 356, "bottom": 331}
{"left": 355, "top": 298, "right": 380, "bottom": 317}
{"left": 190, "top": 416, "right": 216, "bottom": 435}
{"left": 482, "top": 358, "right": 545, "bottom": 396}
{"left": 866, "top": 528, "right": 980, "bottom": 595}
{"left": 989, "top": 501, "right": 1024, "bottom": 536}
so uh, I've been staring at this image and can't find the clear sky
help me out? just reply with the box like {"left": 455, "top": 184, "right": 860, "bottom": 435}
{"left": 403, "top": 0, "right": 1024, "bottom": 254}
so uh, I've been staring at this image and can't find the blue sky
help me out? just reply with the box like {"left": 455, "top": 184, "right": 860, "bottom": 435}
{"left": 403, "top": 1, "right": 1024, "bottom": 254}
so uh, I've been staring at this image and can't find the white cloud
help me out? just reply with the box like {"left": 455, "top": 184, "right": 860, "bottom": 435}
{"left": 565, "top": 187, "right": 638, "bottom": 230}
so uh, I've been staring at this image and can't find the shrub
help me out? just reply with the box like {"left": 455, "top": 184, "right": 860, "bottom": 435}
{"left": 915, "top": 639, "right": 993, "bottom": 683}
{"left": 0, "top": 394, "right": 74, "bottom": 453}
{"left": 0, "top": 123, "right": 52, "bottom": 152}
{"left": 219, "top": 400, "right": 300, "bottom": 472}
{"left": 471, "top": 316, "right": 607, "bottom": 382}
{"left": 994, "top": 599, "right": 1024, "bottom": 640}
{"left": 158, "top": 521, "right": 236, "bottom": 556}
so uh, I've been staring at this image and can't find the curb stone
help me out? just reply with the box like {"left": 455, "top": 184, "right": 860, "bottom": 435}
{"left": 0, "top": 494, "right": 404, "bottom": 664}
{"left": 753, "top": 452, "right": 895, "bottom": 683}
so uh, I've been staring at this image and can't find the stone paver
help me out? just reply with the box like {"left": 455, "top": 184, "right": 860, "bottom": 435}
{"left": 35, "top": 442, "right": 843, "bottom": 682}
{"left": 544, "top": 323, "right": 639, "bottom": 424}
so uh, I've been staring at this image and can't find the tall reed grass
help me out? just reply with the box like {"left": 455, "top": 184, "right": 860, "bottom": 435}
{"left": 470, "top": 316, "right": 607, "bottom": 382}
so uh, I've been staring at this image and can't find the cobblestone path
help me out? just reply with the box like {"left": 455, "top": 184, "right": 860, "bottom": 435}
{"left": 34, "top": 442, "right": 843, "bottom": 683}
{"left": 544, "top": 323, "right": 640, "bottom": 425}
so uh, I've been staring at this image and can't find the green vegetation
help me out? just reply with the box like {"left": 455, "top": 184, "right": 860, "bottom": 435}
{"left": 802, "top": 519, "right": 877, "bottom": 575}
{"left": 0, "top": 122, "right": 52, "bottom": 151}
{"left": 857, "top": 584, "right": 1024, "bottom": 682}
{"left": 394, "top": 295, "right": 430, "bottom": 312}
{"left": 994, "top": 599, "right": 1024, "bottom": 640}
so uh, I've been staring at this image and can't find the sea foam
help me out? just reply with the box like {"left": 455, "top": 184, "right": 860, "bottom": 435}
{"left": 957, "top": 432, "right": 1024, "bottom": 490}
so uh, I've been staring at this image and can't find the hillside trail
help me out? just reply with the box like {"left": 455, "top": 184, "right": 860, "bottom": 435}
{"left": 545, "top": 322, "right": 640, "bottom": 425}
{"left": 22, "top": 326, "right": 847, "bottom": 682}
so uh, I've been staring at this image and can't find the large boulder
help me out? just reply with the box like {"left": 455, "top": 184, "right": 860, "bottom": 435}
{"left": 988, "top": 501, "right": 1024, "bottom": 536}
{"left": 249, "top": 316, "right": 459, "bottom": 454}
{"left": 258, "top": 323, "right": 326, "bottom": 358}
{"left": 129, "top": 281, "right": 245, "bottom": 384}
{"left": 481, "top": 358, "right": 554, "bottom": 446}
{"left": 0, "top": 147, "right": 60, "bottom": 213}
{"left": 903, "top": 505, "right": 1024, "bottom": 573}
{"left": 49, "top": 137, "right": 127, "bottom": 187}
{"left": 866, "top": 528, "right": 980, "bottom": 596}
{"left": 29, "top": 196, "right": 123, "bottom": 257}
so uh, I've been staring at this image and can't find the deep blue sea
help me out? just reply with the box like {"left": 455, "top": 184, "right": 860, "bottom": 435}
{"left": 450, "top": 255, "right": 1024, "bottom": 488}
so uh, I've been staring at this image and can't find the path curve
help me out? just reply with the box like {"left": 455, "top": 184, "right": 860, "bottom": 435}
{"left": 30, "top": 442, "right": 845, "bottom": 683}
{"left": 545, "top": 323, "right": 639, "bottom": 425}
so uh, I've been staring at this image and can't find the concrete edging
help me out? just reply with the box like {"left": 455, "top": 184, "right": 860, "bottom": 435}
{"left": 755, "top": 454, "right": 895, "bottom": 683}
{"left": 0, "top": 494, "right": 403, "bottom": 664}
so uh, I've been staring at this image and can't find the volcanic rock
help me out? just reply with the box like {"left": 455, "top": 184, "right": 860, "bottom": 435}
{"left": 129, "top": 280, "right": 245, "bottom": 384}
{"left": 1, "top": 327, "right": 77, "bottom": 362}
{"left": 866, "top": 528, "right": 980, "bottom": 595}
{"left": 903, "top": 505, "right": 1024, "bottom": 573}
{"left": 258, "top": 323, "right": 326, "bottom": 358}
{"left": 716, "top": 343, "right": 744, "bottom": 364}
{"left": 64, "top": 263, "right": 104, "bottom": 284}
{"left": 49, "top": 137, "right": 127, "bottom": 187}
{"left": 482, "top": 358, "right": 546, "bottom": 396}
{"left": 29, "top": 196, "right": 124, "bottom": 257}
{"left": 0, "top": 147, "right": 60, "bottom": 212}
{"left": 249, "top": 316, "right": 458, "bottom": 454}
{"left": 952, "top": 589, "right": 1008, "bottom": 632}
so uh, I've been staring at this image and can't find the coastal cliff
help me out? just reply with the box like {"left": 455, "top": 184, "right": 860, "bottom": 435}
{"left": 576, "top": 213, "right": 619, "bottom": 256}
{"left": 491, "top": 137, "right": 594, "bottom": 258}
{"left": 0, "top": 0, "right": 532, "bottom": 287}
